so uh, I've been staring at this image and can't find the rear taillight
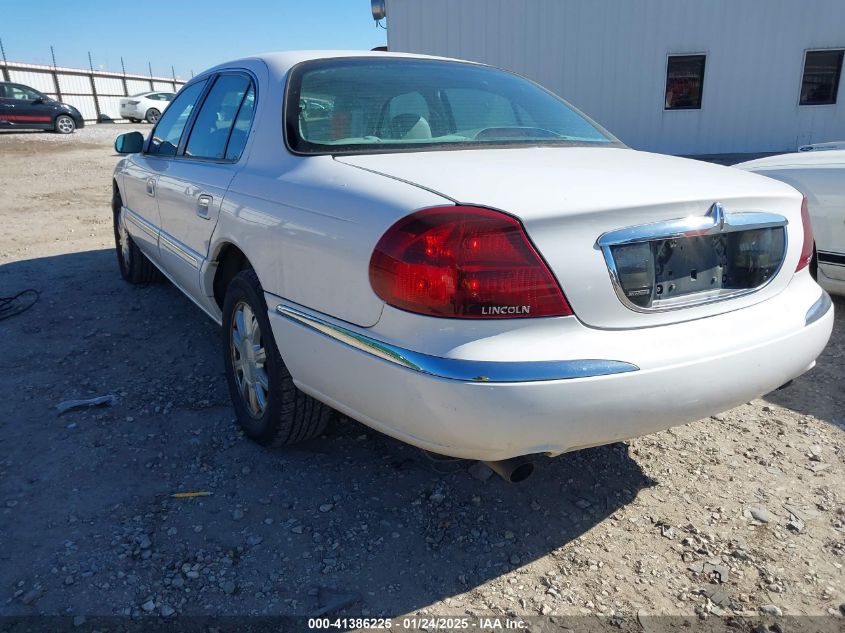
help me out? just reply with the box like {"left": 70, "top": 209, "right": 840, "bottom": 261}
{"left": 369, "top": 205, "right": 572, "bottom": 318}
{"left": 796, "top": 196, "right": 814, "bottom": 272}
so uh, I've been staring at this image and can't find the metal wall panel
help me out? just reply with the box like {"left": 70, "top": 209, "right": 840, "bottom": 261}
{"left": 97, "top": 96, "right": 123, "bottom": 119}
{"left": 386, "top": 0, "right": 845, "bottom": 155}
{"left": 126, "top": 79, "right": 153, "bottom": 94}
{"left": 62, "top": 95, "right": 97, "bottom": 120}
{"left": 153, "top": 81, "right": 175, "bottom": 92}
{"left": 56, "top": 73, "right": 90, "bottom": 95}
{"left": 94, "top": 76, "right": 124, "bottom": 96}
{"left": 7, "top": 70, "right": 55, "bottom": 93}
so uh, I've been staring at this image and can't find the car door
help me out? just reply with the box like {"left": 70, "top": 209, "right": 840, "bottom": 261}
{"left": 0, "top": 84, "right": 13, "bottom": 124}
{"left": 1, "top": 83, "right": 53, "bottom": 128}
{"left": 807, "top": 162, "right": 845, "bottom": 281}
{"left": 121, "top": 80, "right": 208, "bottom": 262}
{"left": 155, "top": 72, "right": 255, "bottom": 296}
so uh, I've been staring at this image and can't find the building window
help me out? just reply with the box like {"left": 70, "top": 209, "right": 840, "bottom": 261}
{"left": 665, "top": 55, "right": 706, "bottom": 110}
{"left": 800, "top": 49, "right": 843, "bottom": 106}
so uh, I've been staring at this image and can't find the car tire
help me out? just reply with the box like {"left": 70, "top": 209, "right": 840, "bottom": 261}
{"left": 112, "top": 190, "right": 163, "bottom": 284}
{"left": 222, "top": 269, "right": 332, "bottom": 447}
{"left": 145, "top": 108, "right": 161, "bottom": 124}
{"left": 54, "top": 114, "right": 76, "bottom": 134}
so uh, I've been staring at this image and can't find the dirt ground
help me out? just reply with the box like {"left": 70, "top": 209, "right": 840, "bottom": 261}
{"left": 0, "top": 125, "right": 843, "bottom": 630}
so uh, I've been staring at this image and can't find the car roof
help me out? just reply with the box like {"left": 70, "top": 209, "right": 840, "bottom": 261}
{"left": 199, "top": 50, "right": 472, "bottom": 82}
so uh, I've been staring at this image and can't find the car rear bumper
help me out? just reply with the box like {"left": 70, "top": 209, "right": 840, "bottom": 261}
{"left": 266, "top": 276, "right": 833, "bottom": 460}
{"left": 119, "top": 106, "right": 143, "bottom": 119}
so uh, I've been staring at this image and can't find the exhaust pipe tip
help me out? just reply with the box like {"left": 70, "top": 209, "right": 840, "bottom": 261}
{"left": 482, "top": 457, "right": 535, "bottom": 483}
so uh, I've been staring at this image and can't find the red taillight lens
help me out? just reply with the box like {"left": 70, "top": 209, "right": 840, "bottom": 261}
{"left": 369, "top": 205, "right": 572, "bottom": 318}
{"left": 796, "top": 196, "right": 814, "bottom": 272}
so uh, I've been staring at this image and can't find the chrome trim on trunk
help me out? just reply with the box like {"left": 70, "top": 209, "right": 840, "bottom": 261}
{"left": 596, "top": 204, "right": 789, "bottom": 313}
{"left": 275, "top": 305, "right": 639, "bottom": 383}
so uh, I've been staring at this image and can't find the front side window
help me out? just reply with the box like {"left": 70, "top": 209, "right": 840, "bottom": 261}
{"left": 185, "top": 74, "right": 251, "bottom": 160}
{"left": 800, "top": 49, "right": 843, "bottom": 105}
{"left": 665, "top": 55, "right": 706, "bottom": 110}
{"left": 6, "top": 84, "right": 43, "bottom": 101}
{"left": 286, "top": 58, "right": 618, "bottom": 155}
{"left": 148, "top": 80, "right": 207, "bottom": 157}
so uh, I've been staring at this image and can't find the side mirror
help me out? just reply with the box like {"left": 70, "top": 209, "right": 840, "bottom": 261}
{"left": 33, "top": 97, "right": 44, "bottom": 104}
{"left": 115, "top": 131, "right": 144, "bottom": 154}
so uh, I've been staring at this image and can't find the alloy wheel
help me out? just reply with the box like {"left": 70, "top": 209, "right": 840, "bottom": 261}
{"left": 230, "top": 301, "right": 269, "bottom": 417}
{"left": 118, "top": 212, "right": 131, "bottom": 267}
{"left": 56, "top": 116, "right": 75, "bottom": 134}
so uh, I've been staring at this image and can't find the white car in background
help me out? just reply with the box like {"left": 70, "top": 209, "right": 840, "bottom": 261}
{"left": 736, "top": 147, "right": 845, "bottom": 297}
{"left": 119, "top": 91, "right": 174, "bottom": 124}
{"left": 110, "top": 52, "right": 833, "bottom": 482}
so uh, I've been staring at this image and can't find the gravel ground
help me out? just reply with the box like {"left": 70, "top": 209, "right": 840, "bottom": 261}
{"left": 0, "top": 125, "right": 843, "bottom": 629}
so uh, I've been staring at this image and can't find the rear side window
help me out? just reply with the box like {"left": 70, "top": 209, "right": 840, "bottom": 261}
{"left": 185, "top": 74, "right": 251, "bottom": 160}
{"left": 225, "top": 84, "right": 256, "bottom": 161}
{"left": 148, "top": 80, "right": 207, "bottom": 157}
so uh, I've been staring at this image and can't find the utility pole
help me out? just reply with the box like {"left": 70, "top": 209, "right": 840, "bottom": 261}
{"left": 120, "top": 56, "right": 128, "bottom": 97}
{"left": 0, "top": 37, "right": 10, "bottom": 81}
{"left": 88, "top": 51, "right": 102, "bottom": 121}
{"left": 50, "top": 45, "right": 62, "bottom": 100}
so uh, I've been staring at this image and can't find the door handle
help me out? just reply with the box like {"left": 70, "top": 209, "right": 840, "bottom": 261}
{"left": 146, "top": 178, "right": 156, "bottom": 196}
{"left": 197, "top": 194, "right": 213, "bottom": 219}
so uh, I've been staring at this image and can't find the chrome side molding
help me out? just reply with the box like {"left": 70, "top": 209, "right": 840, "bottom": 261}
{"left": 805, "top": 291, "right": 832, "bottom": 326}
{"left": 123, "top": 206, "right": 158, "bottom": 240}
{"left": 275, "top": 305, "right": 639, "bottom": 383}
{"left": 159, "top": 232, "right": 200, "bottom": 269}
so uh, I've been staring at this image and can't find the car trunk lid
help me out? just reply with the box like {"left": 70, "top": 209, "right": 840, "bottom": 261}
{"left": 337, "top": 147, "right": 805, "bottom": 329}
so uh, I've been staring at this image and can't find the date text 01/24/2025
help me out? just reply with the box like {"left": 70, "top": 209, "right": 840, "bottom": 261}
{"left": 307, "top": 616, "right": 529, "bottom": 629}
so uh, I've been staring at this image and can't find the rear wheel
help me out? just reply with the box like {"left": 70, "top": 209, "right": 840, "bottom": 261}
{"left": 54, "top": 115, "right": 75, "bottom": 134}
{"left": 145, "top": 108, "right": 161, "bottom": 124}
{"left": 112, "top": 190, "right": 163, "bottom": 284}
{"left": 222, "top": 269, "right": 331, "bottom": 446}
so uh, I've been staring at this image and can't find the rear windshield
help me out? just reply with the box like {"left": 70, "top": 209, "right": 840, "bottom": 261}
{"left": 285, "top": 58, "right": 619, "bottom": 155}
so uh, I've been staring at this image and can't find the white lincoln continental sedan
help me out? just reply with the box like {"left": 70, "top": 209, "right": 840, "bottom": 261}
{"left": 112, "top": 52, "right": 833, "bottom": 481}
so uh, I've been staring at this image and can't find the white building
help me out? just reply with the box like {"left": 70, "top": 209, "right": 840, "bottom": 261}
{"left": 379, "top": 0, "right": 845, "bottom": 155}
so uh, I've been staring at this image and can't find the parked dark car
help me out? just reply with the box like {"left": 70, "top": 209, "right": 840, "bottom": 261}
{"left": 0, "top": 82, "right": 85, "bottom": 134}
